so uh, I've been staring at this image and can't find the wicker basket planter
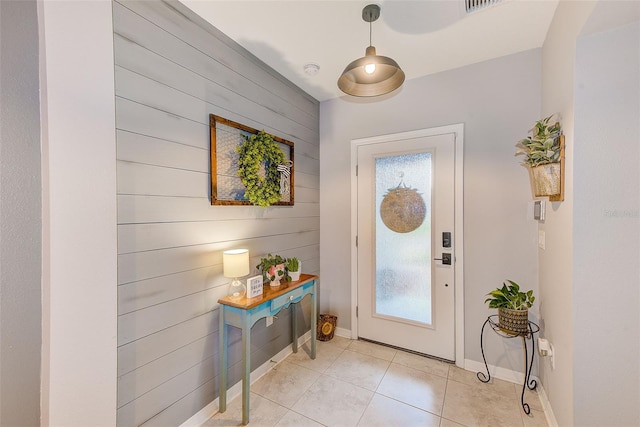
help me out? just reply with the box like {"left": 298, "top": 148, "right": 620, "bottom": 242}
{"left": 530, "top": 163, "right": 561, "bottom": 197}
{"left": 498, "top": 307, "right": 529, "bottom": 335}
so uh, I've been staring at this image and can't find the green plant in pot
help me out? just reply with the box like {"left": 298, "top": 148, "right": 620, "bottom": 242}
{"left": 286, "top": 257, "right": 301, "bottom": 282}
{"left": 485, "top": 280, "right": 535, "bottom": 334}
{"left": 516, "top": 114, "right": 562, "bottom": 197}
{"left": 256, "top": 253, "right": 289, "bottom": 287}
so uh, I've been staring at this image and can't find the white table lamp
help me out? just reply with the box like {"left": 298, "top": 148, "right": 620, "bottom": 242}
{"left": 223, "top": 249, "right": 250, "bottom": 300}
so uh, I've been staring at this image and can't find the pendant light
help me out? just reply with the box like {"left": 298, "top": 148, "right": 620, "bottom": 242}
{"left": 337, "top": 4, "right": 405, "bottom": 97}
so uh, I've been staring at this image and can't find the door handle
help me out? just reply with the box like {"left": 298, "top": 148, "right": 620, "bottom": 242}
{"left": 433, "top": 253, "right": 452, "bottom": 265}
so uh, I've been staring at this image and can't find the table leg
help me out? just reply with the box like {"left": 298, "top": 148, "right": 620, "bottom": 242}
{"left": 518, "top": 329, "right": 539, "bottom": 415}
{"left": 291, "top": 303, "right": 298, "bottom": 353}
{"left": 310, "top": 282, "right": 317, "bottom": 359}
{"left": 241, "top": 313, "right": 251, "bottom": 425}
{"left": 476, "top": 318, "right": 491, "bottom": 383}
{"left": 218, "top": 308, "right": 227, "bottom": 413}
{"left": 520, "top": 336, "right": 531, "bottom": 414}
{"left": 526, "top": 331, "right": 538, "bottom": 390}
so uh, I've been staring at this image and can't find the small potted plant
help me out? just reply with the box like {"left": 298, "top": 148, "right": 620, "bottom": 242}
{"left": 256, "top": 253, "right": 289, "bottom": 287}
{"left": 516, "top": 114, "right": 562, "bottom": 197}
{"left": 286, "top": 257, "right": 301, "bottom": 281}
{"left": 485, "top": 280, "right": 535, "bottom": 334}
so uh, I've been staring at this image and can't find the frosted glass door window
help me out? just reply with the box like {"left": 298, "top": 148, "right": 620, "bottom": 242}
{"left": 374, "top": 152, "right": 432, "bottom": 325}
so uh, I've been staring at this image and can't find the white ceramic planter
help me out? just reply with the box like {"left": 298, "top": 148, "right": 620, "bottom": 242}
{"left": 289, "top": 261, "right": 302, "bottom": 282}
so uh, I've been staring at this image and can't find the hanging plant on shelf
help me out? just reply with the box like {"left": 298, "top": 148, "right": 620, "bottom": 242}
{"left": 516, "top": 114, "right": 563, "bottom": 198}
{"left": 236, "top": 131, "right": 287, "bottom": 207}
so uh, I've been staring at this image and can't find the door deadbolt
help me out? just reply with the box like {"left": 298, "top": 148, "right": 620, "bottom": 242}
{"left": 442, "top": 232, "right": 452, "bottom": 248}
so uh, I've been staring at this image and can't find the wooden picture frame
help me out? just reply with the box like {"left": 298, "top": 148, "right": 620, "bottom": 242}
{"left": 548, "top": 134, "right": 565, "bottom": 202}
{"left": 210, "top": 114, "right": 294, "bottom": 206}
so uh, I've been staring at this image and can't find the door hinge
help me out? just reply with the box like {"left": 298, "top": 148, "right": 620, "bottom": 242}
{"left": 356, "top": 165, "right": 358, "bottom": 176}
{"left": 355, "top": 235, "right": 358, "bottom": 247}
{"left": 356, "top": 306, "right": 358, "bottom": 317}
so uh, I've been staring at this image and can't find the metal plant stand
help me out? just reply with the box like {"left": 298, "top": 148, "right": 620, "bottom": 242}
{"left": 477, "top": 315, "right": 540, "bottom": 414}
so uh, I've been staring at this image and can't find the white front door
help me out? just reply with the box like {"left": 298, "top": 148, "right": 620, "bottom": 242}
{"left": 355, "top": 128, "right": 461, "bottom": 361}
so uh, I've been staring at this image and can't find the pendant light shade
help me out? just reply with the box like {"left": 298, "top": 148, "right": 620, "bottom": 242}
{"left": 338, "top": 5, "right": 405, "bottom": 97}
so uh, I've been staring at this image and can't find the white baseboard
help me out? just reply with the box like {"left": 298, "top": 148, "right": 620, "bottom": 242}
{"left": 464, "top": 359, "right": 557, "bottom": 426}
{"left": 334, "top": 327, "right": 351, "bottom": 339}
{"left": 536, "top": 379, "right": 559, "bottom": 427}
{"left": 180, "top": 331, "right": 312, "bottom": 427}
{"left": 464, "top": 358, "right": 531, "bottom": 384}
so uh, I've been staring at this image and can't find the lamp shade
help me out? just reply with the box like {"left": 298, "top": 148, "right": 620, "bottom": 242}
{"left": 223, "top": 249, "right": 250, "bottom": 278}
{"left": 338, "top": 46, "right": 405, "bottom": 97}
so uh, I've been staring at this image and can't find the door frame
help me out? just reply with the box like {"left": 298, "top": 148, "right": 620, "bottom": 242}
{"left": 350, "top": 124, "right": 464, "bottom": 367}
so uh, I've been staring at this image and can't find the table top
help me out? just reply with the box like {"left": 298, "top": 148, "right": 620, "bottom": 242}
{"left": 218, "top": 274, "right": 318, "bottom": 310}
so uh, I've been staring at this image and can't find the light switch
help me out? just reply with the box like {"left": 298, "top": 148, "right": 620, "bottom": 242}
{"left": 538, "top": 230, "right": 546, "bottom": 250}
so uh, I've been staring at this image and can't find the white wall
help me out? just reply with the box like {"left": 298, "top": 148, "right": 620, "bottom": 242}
{"left": 540, "top": 2, "right": 640, "bottom": 425}
{"left": 539, "top": 3, "right": 596, "bottom": 425}
{"left": 38, "top": 0, "right": 118, "bottom": 424}
{"left": 320, "top": 49, "right": 540, "bottom": 370}
{"left": 573, "top": 19, "right": 639, "bottom": 426}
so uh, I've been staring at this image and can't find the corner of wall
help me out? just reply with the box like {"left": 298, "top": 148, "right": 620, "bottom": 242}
{"left": 538, "top": 2, "right": 596, "bottom": 426}
{"left": 39, "top": 1, "right": 118, "bottom": 424}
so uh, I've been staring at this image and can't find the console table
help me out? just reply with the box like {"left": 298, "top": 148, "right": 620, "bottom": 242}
{"left": 477, "top": 315, "right": 540, "bottom": 414}
{"left": 218, "top": 274, "right": 318, "bottom": 425}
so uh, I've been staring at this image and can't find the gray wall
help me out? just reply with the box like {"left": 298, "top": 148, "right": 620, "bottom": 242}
{"left": 320, "top": 49, "right": 540, "bottom": 370}
{"left": 113, "top": 1, "right": 319, "bottom": 425}
{"left": 0, "top": 1, "right": 42, "bottom": 425}
{"left": 573, "top": 21, "right": 639, "bottom": 426}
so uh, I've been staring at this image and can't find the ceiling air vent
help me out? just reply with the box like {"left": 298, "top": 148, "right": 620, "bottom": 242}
{"left": 465, "top": 0, "right": 501, "bottom": 14}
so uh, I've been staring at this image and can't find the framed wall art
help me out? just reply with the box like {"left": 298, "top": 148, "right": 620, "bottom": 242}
{"left": 246, "top": 275, "right": 264, "bottom": 298}
{"left": 210, "top": 114, "right": 294, "bottom": 206}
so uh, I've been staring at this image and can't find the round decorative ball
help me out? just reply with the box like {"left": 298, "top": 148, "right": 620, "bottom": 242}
{"left": 380, "top": 187, "right": 426, "bottom": 233}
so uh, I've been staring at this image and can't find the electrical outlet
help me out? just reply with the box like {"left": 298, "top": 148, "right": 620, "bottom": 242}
{"left": 266, "top": 316, "right": 274, "bottom": 327}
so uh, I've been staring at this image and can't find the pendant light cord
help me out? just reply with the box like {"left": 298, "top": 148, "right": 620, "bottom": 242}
{"left": 369, "top": 19, "right": 372, "bottom": 47}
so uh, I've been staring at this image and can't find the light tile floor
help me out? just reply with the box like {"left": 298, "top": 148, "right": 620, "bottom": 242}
{"left": 205, "top": 336, "right": 548, "bottom": 427}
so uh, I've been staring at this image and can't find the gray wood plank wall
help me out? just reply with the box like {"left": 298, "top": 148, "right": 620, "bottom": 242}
{"left": 113, "top": 1, "right": 320, "bottom": 425}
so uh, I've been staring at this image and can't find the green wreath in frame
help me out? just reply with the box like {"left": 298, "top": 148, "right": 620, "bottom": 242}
{"left": 236, "top": 130, "right": 286, "bottom": 207}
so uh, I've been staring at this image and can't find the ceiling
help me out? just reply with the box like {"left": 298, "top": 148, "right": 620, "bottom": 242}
{"left": 181, "top": 0, "right": 559, "bottom": 102}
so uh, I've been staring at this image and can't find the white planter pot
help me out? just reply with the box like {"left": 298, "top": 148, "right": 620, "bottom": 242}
{"left": 289, "top": 262, "right": 302, "bottom": 282}
{"left": 269, "top": 278, "right": 281, "bottom": 288}
{"left": 267, "top": 263, "right": 285, "bottom": 287}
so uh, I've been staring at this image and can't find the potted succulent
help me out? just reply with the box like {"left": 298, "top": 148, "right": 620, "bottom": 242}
{"left": 516, "top": 114, "right": 562, "bottom": 197}
{"left": 286, "top": 257, "right": 301, "bottom": 281}
{"left": 485, "top": 280, "right": 535, "bottom": 335}
{"left": 256, "top": 253, "right": 289, "bottom": 287}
